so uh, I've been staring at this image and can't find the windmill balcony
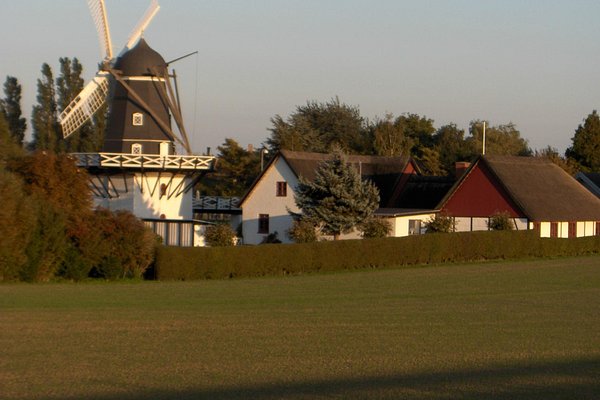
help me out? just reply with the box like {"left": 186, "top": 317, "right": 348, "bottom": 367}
{"left": 71, "top": 152, "right": 216, "bottom": 171}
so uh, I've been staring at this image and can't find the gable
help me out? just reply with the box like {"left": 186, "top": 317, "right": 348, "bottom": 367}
{"left": 441, "top": 160, "right": 524, "bottom": 218}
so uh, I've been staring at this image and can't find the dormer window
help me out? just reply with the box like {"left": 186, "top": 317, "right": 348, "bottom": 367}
{"left": 132, "top": 112, "right": 144, "bottom": 126}
{"left": 131, "top": 143, "right": 143, "bottom": 154}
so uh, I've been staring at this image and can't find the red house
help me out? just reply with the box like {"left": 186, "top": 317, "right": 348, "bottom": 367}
{"left": 438, "top": 155, "right": 600, "bottom": 237}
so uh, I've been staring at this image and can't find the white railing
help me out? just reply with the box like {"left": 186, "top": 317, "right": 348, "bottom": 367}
{"left": 72, "top": 152, "right": 215, "bottom": 171}
{"left": 193, "top": 196, "right": 241, "bottom": 210}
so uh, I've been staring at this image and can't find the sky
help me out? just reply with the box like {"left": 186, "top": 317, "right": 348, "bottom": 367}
{"left": 1, "top": 0, "right": 600, "bottom": 155}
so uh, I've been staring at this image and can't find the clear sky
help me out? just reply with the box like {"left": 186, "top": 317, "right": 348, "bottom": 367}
{"left": 1, "top": 0, "right": 599, "bottom": 155}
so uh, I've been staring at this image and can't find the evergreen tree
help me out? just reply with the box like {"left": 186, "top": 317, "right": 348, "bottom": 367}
{"left": 31, "top": 63, "right": 59, "bottom": 151}
{"left": 566, "top": 110, "right": 600, "bottom": 172}
{"left": 0, "top": 76, "right": 27, "bottom": 145}
{"left": 293, "top": 149, "right": 379, "bottom": 240}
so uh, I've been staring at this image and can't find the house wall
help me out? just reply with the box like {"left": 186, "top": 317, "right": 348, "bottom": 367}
{"left": 454, "top": 217, "right": 529, "bottom": 232}
{"left": 531, "top": 221, "right": 598, "bottom": 238}
{"left": 442, "top": 161, "right": 523, "bottom": 218}
{"left": 133, "top": 173, "right": 193, "bottom": 220}
{"left": 242, "top": 157, "right": 299, "bottom": 244}
{"left": 389, "top": 214, "right": 435, "bottom": 237}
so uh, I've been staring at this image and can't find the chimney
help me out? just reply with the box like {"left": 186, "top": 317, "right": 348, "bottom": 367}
{"left": 455, "top": 161, "right": 471, "bottom": 179}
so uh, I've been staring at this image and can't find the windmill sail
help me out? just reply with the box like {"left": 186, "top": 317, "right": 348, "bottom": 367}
{"left": 87, "top": 0, "right": 113, "bottom": 61}
{"left": 59, "top": 72, "right": 110, "bottom": 138}
{"left": 124, "top": 0, "right": 160, "bottom": 53}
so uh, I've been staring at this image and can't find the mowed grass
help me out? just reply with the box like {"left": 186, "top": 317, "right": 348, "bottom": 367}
{"left": 1, "top": 256, "right": 599, "bottom": 400}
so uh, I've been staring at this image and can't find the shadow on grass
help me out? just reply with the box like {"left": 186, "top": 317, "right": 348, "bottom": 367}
{"left": 56, "top": 357, "right": 600, "bottom": 400}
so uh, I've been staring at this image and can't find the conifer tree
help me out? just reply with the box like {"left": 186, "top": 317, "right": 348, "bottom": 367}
{"left": 0, "top": 76, "right": 27, "bottom": 145}
{"left": 31, "top": 63, "right": 59, "bottom": 151}
{"left": 293, "top": 149, "right": 379, "bottom": 240}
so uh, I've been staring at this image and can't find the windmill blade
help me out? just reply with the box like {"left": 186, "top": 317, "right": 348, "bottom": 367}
{"left": 87, "top": 0, "right": 113, "bottom": 61}
{"left": 122, "top": 0, "right": 160, "bottom": 54}
{"left": 59, "top": 72, "right": 110, "bottom": 138}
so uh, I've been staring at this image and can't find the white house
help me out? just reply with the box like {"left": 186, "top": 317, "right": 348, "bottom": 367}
{"left": 239, "top": 150, "right": 422, "bottom": 244}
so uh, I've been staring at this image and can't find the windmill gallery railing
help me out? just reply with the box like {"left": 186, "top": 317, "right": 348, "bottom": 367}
{"left": 192, "top": 196, "right": 241, "bottom": 211}
{"left": 72, "top": 153, "right": 215, "bottom": 171}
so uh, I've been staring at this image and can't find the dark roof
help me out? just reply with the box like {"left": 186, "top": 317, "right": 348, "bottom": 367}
{"left": 582, "top": 172, "right": 600, "bottom": 187}
{"left": 280, "top": 150, "right": 413, "bottom": 207}
{"left": 393, "top": 175, "right": 455, "bottom": 209}
{"left": 114, "top": 38, "right": 167, "bottom": 76}
{"left": 441, "top": 155, "right": 600, "bottom": 221}
{"left": 576, "top": 172, "right": 600, "bottom": 198}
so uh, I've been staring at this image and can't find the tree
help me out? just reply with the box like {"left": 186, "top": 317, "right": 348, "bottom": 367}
{"left": 293, "top": 149, "right": 379, "bottom": 240}
{"left": 359, "top": 217, "right": 391, "bottom": 239}
{"left": 287, "top": 218, "right": 319, "bottom": 243}
{"left": 0, "top": 76, "right": 27, "bottom": 145}
{"left": 371, "top": 113, "right": 413, "bottom": 156}
{"left": 267, "top": 97, "right": 370, "bottom": 154}
{"left": 566, "top": 110, "right": 600, "bottom": 172}
{"left": 395, "top": 113, "right": 436, "bottom": 153}
{"left": 433, "top": 123, "right": 471, "bottom": 174}
{"left": 31, "top": 63, "right": 59, "bottom": 151}
{"left": 466, "top": 120, "right": 531, "bottom": 157}
{"left": 56, "top": 57, "right": 103, "bottom": 152}
{"left": 535, "top": 146, "right": 578, "bottom": 175}
{"left": 198, "top": 138, "right": 260, "bottom": 196}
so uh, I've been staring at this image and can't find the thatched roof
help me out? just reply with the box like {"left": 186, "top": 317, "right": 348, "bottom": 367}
{"left": 442, "top": 155, "right": 600, "bottom": 221}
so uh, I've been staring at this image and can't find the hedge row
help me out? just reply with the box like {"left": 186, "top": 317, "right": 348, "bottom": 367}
{"left": 155, "top": 230, "right": 600, "bottom": 280}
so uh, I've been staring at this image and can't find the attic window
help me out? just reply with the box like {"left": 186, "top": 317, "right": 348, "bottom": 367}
{"left": 131, "top": 143, "right": 143, "bottom": 155}
{"left": 276, "top": 181, "right": 287, "bottom": 197}
{"left": 132, "top": 112, "right": 144, "bottom": 126}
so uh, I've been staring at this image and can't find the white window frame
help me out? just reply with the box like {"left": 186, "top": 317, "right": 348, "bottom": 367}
{"left": 131, "top": 143, "right": 143, "bottom": 155}
{"left": 132, "top": 112, "right": 144, "bottom": 126}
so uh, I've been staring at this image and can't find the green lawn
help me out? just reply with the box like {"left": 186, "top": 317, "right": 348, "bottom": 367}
{"left": 1, "top": 256, "right": 599, "bottom": 399}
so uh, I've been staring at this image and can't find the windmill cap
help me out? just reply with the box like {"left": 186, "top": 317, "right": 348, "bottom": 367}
{"left": 114, "top": 38, "right": 167, "bottom": 76}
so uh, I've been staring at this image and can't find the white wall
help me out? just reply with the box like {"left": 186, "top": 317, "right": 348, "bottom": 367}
{"left": 133, "top": 172, "right": 193, "bottom": 220}
{"left": 242, "top": 157, "right": 299, "bottom": 244}
{"left": 390, "top": 214, "right": 435, "bottom": 237}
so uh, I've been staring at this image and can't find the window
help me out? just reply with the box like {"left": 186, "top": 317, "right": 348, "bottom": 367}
{"left": 258, "top": 214, "right": 269, "bottom": 234}
{"left": 550, "top": 222, "right": 558, "bottom": 238}
{"left": 132, "top": 112, "right": 144, "bottom": 126}
{"left": 131, "top": 143, "right": 142, "bottom": 154}
{"left": 408, "top": 219, "right": 421, "bottom": 235}
{"left": 276, "top": 181, "right": 287, "bottom": 197}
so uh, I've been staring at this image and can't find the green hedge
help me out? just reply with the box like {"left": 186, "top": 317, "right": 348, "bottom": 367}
{"left": 155, "top": 231, "right": 600, "bottom": 280}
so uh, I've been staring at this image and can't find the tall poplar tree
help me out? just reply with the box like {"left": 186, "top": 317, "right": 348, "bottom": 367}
{"left": 293, "top": 149, "right": 379, "bottom": 240}
{"left": 0, "top": 76, "right": 27, "bottom": 145}
{"left": 31, "top": 63, "right": 59, "bottom": 152}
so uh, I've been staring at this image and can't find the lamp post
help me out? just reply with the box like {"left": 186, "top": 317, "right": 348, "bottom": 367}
{"left": 261, "top": 148, "right": 269, "bottom": 171}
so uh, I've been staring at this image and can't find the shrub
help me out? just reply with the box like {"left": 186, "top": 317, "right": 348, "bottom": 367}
{"left": 287, "top": 219, "right": 319, "bottom": 243}
{"left": 261, "top": 231, "right": 282, "bottom": 244}
{"left": 488, "top": 212, "right": 515, "bottom": 231}
{"left": 205, "top": 224, "right": 237, "bottom": 247}
{"left": 360, "top": 217, "right": 392, "bottom": 239}
{"left": 424, "top": 213, "right": 455, "bottom": 233}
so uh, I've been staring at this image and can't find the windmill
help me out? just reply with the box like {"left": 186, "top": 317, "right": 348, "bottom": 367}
{"left": 62, "top": 0, "right": 216, "bottom": 247}
{"left": 59, "top": 0, "right": 192, "bottom": 155}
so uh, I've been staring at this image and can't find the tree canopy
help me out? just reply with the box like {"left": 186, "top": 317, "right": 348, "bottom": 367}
{"left": 0, "top": 76, "right": 27, "bottom": 145}
{"left": 566, "top": 110, "right": 600, "bottom": 172}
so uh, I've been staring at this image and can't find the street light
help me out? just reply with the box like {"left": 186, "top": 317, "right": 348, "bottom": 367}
{"left": 261, "top": 148, "right": 269, "bottom": 171}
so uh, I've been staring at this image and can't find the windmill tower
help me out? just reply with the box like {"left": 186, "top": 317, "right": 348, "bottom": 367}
{"left": 60, "top": 0, "right": 215, "bottom": 246}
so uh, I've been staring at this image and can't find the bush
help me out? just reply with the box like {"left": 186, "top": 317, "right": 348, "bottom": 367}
{"left": 488, "top": 212, "right": 515, "bottom": 231}
{"left": 360, "top": 217, "right": 392, "bottom": 239}
{"left": 287, "top": 219, "right": 319, "bottom": 243}
{"left": 425, "top": 214, "right": 455, "bottom": 233}
{"left": 156, "top": 230, "right": 600, "bottom": 281}
{"left": 205, "top": 224, "right": 237, "bottom": 247}
{"left": 261, "top": 231, "right": 282, "bottom": 244}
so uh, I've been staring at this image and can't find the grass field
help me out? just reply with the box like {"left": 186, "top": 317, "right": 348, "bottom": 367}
{"left": 1, "top": 256, "right": 600, "bottom": 399}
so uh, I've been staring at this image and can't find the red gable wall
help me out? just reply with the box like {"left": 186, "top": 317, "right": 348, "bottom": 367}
{"left": 441, "top": 160, "right": 524, "bottom": 218}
